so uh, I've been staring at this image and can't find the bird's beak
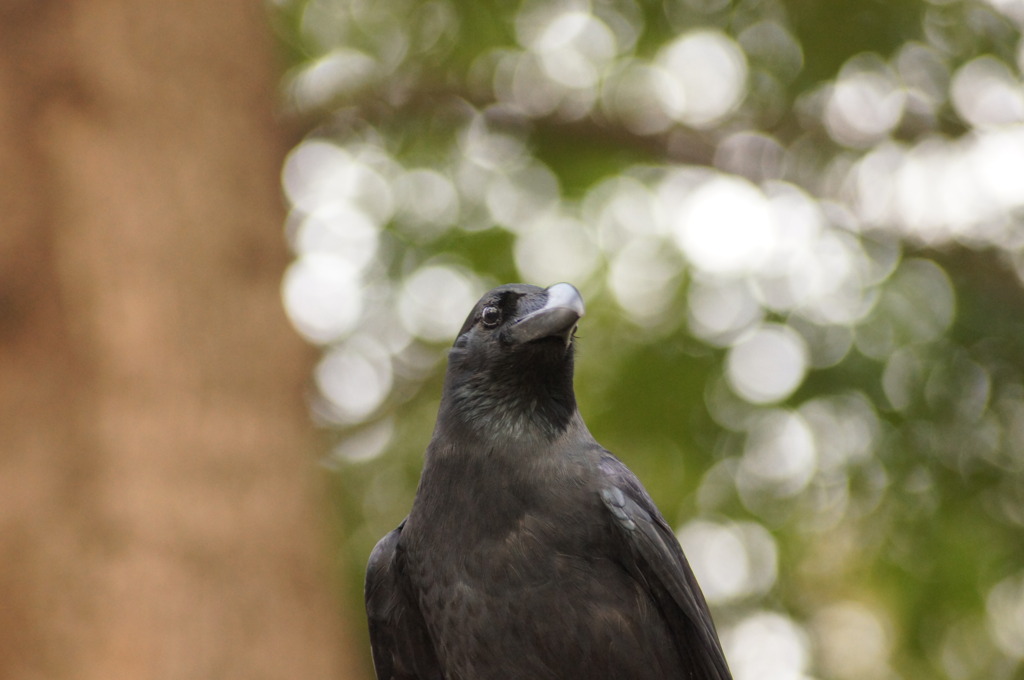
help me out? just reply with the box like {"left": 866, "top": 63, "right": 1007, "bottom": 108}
{"left": 505, "top": 283, "right": 585, "bottom": 345}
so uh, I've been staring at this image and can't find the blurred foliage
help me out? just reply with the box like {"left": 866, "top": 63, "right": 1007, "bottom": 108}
{"left": 269, "top": 0, "right": 1024, "bottom": 678}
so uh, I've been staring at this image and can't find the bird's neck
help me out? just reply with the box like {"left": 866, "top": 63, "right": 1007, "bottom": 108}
{"left": 437, "top": 367, "right": 577, "bottom": 444}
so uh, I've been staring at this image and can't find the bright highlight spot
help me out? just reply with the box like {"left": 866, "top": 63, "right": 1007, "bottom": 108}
{"left": 289, "top": 48, "right": 377, "bottom": 110}
{"left": 673, "top": 176, "right": 774, "bottom": 277}
{"left": 688, "top": 279, "right": 763, "bottom": 346}
{"left": 293, "top": 205, "right": 379, "bottom": 272}
{"left": 727, "top": 324, "right": 809, "bottom": 404}
{"left": 951, "top": 56, "right": 1024, "bottom": 128}
{"left": 677, "top": 520, "right": 778, "bottom": 604}
{"left": 282, "top": 253, "right": 364, "bottom": 344}
{"left": 724, "top": 611, "right": 811, "bottom": 680}
{"left": 739, "top": 409, "right": 817, "bottom": 498}
{"left": 514, "top": 215, "right": 600, "bottom": 286}
{"left": 325, "top": 418, "right": 395, "bottom": 466}
{"left": 825, "top": 57, "right": 905, "bottom": 147}
{"left": 316, "top": 342, "right": 393, "bottom": 424}
{"left": 282, "top": 139, "right": 394, "bottom": 223}
{"left": 987, "top": 571, "right": 1024, "bottom": 658}
{"left": 528, "top": 11, "right": 617, "bottom": 90}
{"left": 398, "top": 266, "right": 480, "bottom": 343}
{"left": 655, "top": 31, "right": 748, "bottom": 128}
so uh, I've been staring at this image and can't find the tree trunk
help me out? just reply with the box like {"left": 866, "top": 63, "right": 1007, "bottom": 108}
{"left": 0, "top": 2, "right": 361, "bottom": 678}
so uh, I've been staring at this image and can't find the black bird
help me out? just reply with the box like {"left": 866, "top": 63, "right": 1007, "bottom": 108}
{"left": 365, "top": 283, "right": 732, "bottom": 680}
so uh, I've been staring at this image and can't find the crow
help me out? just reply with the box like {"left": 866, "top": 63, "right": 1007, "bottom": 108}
{"left": 365, "top": 282, "right": 732, "bottom": 680}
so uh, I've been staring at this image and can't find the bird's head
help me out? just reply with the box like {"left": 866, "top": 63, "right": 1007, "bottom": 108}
{"left": 437, "top": 282, "right": 585, "bottom": 442}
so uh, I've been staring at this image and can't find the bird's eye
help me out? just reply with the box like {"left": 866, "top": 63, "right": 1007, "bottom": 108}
{"left": 480, "top": 306, "right": 502, "bottom": 328}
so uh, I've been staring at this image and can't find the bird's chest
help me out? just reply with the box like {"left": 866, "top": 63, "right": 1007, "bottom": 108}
{"left": 404, "top": 530, "right": 615, "bottom": 680}
{"left": 401, "top": 466, "right": 612, "bottom": 678}
{"left": 405, "top": 475, "right": 598, "bottom": 591}
{"left": 406, "top": 450, "right": 599, "bottom": 575}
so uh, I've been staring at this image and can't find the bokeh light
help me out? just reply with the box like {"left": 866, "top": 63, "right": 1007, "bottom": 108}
{"left": 825, "top": 54, "right": 905, "bottom": 148}
{"left": 987, "top": 571, "right": 1024, "bottom": 659}
{"left": 316, "top": 341, "right": 393, "bottom": 424}
{"left": 812, "top": 601, "right": 893, "bottom": 679}
{"left": 397, "top": 265, "right": 481, "bottom": 343}
{"left": 282, "top": 253, "right": 364, "bottom": 343}
{"left": 672, "top": 175, "right": 774, "bottom": 276}
{"left": 726, "top": 324, "right": 809, "bottom": 404}
{"left": 723, "top": 611, "right": 811, "bottom": 680}
{"left": 677, "top": 519, "right": 778, "bottom": 604}
{"left": 656, "top": 31, "right": 749, "bottom": 128}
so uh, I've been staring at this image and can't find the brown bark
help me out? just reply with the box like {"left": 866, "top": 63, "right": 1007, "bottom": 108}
{"left": 0, "top": 2, "right": 360, "bottom": 678}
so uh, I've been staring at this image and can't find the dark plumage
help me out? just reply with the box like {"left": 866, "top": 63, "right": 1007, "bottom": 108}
{"left": 365, "top": 283, "right": 733, "bottom": 680}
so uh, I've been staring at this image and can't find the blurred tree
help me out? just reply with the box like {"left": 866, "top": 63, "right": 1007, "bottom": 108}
{"left": 271, "top": 0, "right": 1024, "bottom": 679}
{"left": 0, "top": 2, "right": 361, "bottom": 679}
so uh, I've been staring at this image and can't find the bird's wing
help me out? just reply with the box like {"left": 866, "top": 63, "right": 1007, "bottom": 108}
{"left": 365, "top": 521, "right": 442, "bottom": 680}
{"left": 598, "top": 455, "right": 733, "bottom": 680}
